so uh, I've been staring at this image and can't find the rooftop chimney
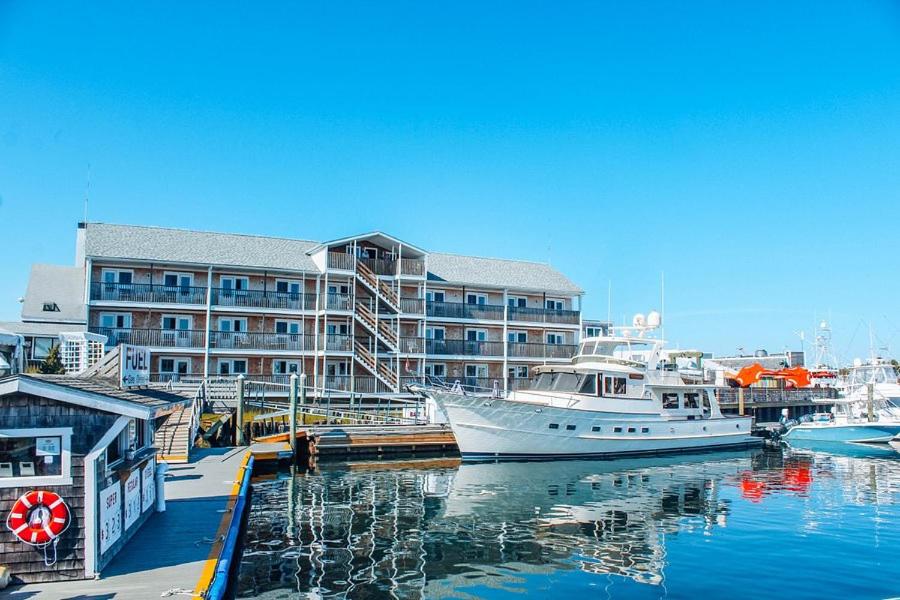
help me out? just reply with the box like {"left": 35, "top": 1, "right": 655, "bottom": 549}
{"left": 75, "top": 222, "right": 86, "bottom": 266}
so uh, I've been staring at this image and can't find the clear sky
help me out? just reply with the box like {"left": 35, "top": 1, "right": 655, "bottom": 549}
{"left": 1, "top": 1, "right": 898, "bottom": 361}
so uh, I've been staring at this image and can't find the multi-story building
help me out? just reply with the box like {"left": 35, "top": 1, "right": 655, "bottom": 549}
{"left": 73, "top": 222, "right": 584, "bottom": 398}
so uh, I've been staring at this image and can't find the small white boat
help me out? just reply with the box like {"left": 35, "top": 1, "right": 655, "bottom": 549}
{"left": 413, "top": 315, "right": 760, "bottom": 460}
{"left": 781, "top": 399, "right": 900, "bottom": 444}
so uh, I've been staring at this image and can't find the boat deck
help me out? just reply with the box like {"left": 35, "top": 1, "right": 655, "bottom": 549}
{"left": 5, "top": 447, "right": 249, "bottom": 600}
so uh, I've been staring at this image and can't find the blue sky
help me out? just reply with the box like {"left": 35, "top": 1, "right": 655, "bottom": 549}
{"left": 1, "top": 1, "right": 898, "bottom": 360}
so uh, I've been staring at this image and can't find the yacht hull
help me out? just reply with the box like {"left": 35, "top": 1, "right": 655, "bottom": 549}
{"left": 782, "top": 422, "right": 900, "bottom": 444}
{"left": 429, "top": 391, "right": 759, "bottom": 459}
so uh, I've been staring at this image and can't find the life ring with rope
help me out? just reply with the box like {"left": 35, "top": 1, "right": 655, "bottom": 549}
{"left": 6, "top": 490, "right": 71, "bottom": 547}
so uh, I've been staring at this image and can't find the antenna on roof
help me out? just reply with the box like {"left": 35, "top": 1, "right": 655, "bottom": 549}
{"left": 83, "top": 163, "right": 91, "bottom": 223}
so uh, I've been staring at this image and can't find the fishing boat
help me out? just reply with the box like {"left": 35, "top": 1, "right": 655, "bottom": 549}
{"left": 411, "top": 313, "right": 760, "bottom": 459}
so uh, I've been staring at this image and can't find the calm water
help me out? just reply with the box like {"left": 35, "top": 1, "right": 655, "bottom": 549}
{"left": 237, "top": 443, "right": 900, "bottom": 599}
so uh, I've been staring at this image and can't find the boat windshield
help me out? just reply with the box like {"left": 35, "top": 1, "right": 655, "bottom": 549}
{"left": 530, "top": 372, "right": 593, "bottom": 393}
{"left": 849, "top": 365, "right": 899, "bottom": 386}
{"left": 579, "top": 340, "right": 654, "bottom": 363}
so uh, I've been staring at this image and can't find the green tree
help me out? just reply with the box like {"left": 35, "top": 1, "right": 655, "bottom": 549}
{"left": 39, "top": 344, "right": 66, "bottom": 374}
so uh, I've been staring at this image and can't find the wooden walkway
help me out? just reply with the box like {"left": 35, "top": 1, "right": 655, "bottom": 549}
{"left": 5, "top": 448, "right": 249, "bottom": 600}
{"left": 253, "top": 423, "right": 457, "bottom": 456}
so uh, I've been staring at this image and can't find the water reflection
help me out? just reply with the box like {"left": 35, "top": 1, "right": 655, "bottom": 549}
{"left": 237, "top": 445, "right": 900, "bottom": 599}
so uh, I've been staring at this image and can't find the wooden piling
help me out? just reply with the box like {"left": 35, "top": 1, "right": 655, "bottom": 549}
{"left": 867, "top": 383, "right": 874, "bottom": 422}
{"left": 738, "top": 387, "right": 745, "bottom": 416}
{"left": 289, "top": 374, "right": 300, "bottom": 455}
{"left": 236, "top": 374, "right": 245, "bottom": 445}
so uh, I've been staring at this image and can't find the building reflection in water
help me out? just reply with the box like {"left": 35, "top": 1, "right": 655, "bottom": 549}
{"left": 237, "top": 444, "right": 900, "bottom": 599}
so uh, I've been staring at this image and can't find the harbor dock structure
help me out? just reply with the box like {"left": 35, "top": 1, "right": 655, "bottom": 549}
{"left": 5, "top": 448, "right": 252, "bottom": 599}
{"left": 0, "top": 370, "right": 191, "bottom": 585}
{"left": 33, "top": 221, "right": 585, "bottom": 402}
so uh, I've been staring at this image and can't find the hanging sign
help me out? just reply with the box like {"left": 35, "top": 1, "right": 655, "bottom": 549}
{"left": 141, "top": 458, "right": 156, "bottom": 513}
{"left": 123, "top": 469, "right": 142, "bottom": 531}
{"left": 99, "top": 482, "right": 122, "bottom": 554}
{"left": 120, "top": 344, "right": 151, "bottom": 387}
{"left": 35, "top": 437, "right": 61, "bottom": 456}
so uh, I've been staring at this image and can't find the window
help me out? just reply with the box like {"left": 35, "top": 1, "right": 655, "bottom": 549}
{"left": 566, "top": 424, "right": 576, "bottom": 431}
{"left": 102, "top": 269, "right": 133, "bottom": 285}
{"left": 218, "top": 359, "right": 247, "bottom": 375}
{"left": 641, "top": 427, "right": 650, "bottom": 434}
{"left": 159, "top": 357, "right": 190, "bottom": 375}
{"left": 603, "top": 376, "right": 627, "bottom": 395}
{"left": 465, "top": 364, "right": 488, "bottom": 378}
{"left": 32, "top": 337, "right": 55, "bottom": 360}
{"left": 627, "top": 427, "right": 636, "bottom": 433}
{"left": 466, "top": 293, "right": 487, "bottom": 305}
{"left": 275, "top": 280, "right": 301, "bottom": 295}
{"left": 273, "top": 360, "right": 300, "bottom": 375}
{"left": 662, "top": 393, "right": 680, "bottom": 409}
{"left": 546, "top": 332, "right": 565, "bottom": 345}
{"left": 325, "top": 361, "right": 349, "bottom": 376}
{"left": 425, "top": 363, "right": 447, "bottom": 378}
{"left": 220, "top": 276, "right": 249, "bottom": 292}
{"left": 545, "top": 299, "right": 564, "bottom": 311}
{"left": 507, "top": 366, "right": 528, "bottom": 379}
{"left": 425, "top": 327, "right": 445, "bottom": 340}
{"left": 0, "top": 430, "right": 73, "bottom": 487}
{"left": 507, "top": 331, "right": 527, "bottom": 343}
{"left": 327, "top": 283, "right": 350, "bottom": 295}
{"left": 579, "top": 374, "right": 597, "bottom": 395}
{"left": 275, "top": 320, "right": 301, "bottom": 335}
{"left": 219, "top": 318, "right": 247, "bottom": 332}
{"left": 162, "top": 315, "right": 192, "bottom": 330}
{"left": 684, "top": 393, "right": 700, "bottom": 409}
{"left": 100, "top": 312, "right": 132, "bottom": 329}
{"left": 163, "top": 272, "right": 193, "bottom": 289}
{"left": 466, "top": 329, "right": 487, "bottom": 342}
{"left": 426, "top": 290, "right": 445, "bottom": 303}
{"left": 591, "top": 426, "right": 601, "bottom": 432}
{"left": 549, "top": 423, "right": 560, "bottom": 430}
{"left": 614, "top": 427, "right": 623, "bottom": 433}
{"left": 585, "top": 326, "right": 606, "bottom": 338}
{"left": 507, "top": 296, "right": 527, "bottom": 308}
{"left": 42, "top": 302, "right": 60, "bottom": 312}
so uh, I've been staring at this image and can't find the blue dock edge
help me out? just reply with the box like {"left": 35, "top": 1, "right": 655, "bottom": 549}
{"left": 202, "top": 454, "right": 255, "bottom": 600}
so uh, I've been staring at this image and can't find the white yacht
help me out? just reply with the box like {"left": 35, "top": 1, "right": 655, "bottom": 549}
{"left": 413, "top": 314, "right": 759, "bottom": 459}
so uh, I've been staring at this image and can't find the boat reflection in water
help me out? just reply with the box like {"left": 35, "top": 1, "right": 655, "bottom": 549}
{"left": 237, "top": 446, "right": 900, "bottom": 599}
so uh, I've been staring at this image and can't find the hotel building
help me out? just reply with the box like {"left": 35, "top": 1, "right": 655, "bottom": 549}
{"left": 75, "top": 223, "right": 583, "bottom": 397}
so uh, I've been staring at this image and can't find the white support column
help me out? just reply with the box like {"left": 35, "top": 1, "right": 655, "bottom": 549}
{"left": 203, "top": 266, "right": 213, "bottom": 380}
{"left": 322, "top": 270, "right": 329, "bottom": 395}
{"left": 422, "top": 253, "right": 428, "bottom": 381}
{"left": 502, "top": 288, "right": 509, "bottom": 393}
{"left": 577, "top": 294, "right": 584, "bottom": 343}
{"left": 313, "top": 275, "right": 321, "bottom": 393}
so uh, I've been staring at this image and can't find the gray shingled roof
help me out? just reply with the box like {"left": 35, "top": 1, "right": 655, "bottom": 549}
{"left": 84, "top": 223, "right": 319, "bottom": 272}
{"left": 20, "top": 264, "right": 86, "bottom": 323}
{"left": 20, "top": 373, "right": 191, "bottom": 411}
{"left": 83, "top": 223, "right": 583, "bottom": 294}
{"left": 427, "top": 253, "right": 582, "bottom": 294}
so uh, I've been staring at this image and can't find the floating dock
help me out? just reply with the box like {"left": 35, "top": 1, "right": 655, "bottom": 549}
{"left": 253, "top": 423, "right": 457, "bottom": 458}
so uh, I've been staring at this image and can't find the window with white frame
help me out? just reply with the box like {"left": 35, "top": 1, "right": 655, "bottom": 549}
{"left": 508, "top": 365, "right": 528, "bottom": 379}
{"left": 465, "top": 364, "right": 488, "bottom": 379}
{"left": 163, "top": 272, "right": 193, "bottom": 289}
{"left": 218, "top": 317, "right": 247, "bottom": 332}
{"left": 507, "top": 330, "right": 527, "bottom": 343}
{"left": 159, "top": 357, "right": 190, "bottom": 376}
{"left": 31, "top": 337, "right": 55, "bottom": 360}
{"left": 220, "top": 276, "right": 249, "bottom": 292}
{"left": 545, "top": 299, "right": 564, "bottom": 311}
{"left": 273, "top": 360, "right": 300, "bottom": 375}
{"left": 275, "top": 320, "right": 302, "bottom": 335}
{"left": 585, "top": 326, "right": 606, "bottom": 338}
{"left": 425, "top": 327, "right": 445, "bottom": 340}
{"left": 546, "top": 332, "right": 566, "bottom": 345}
{"left": 161, "top": 315, "right": 192, "bottom": 330}
{"left": 0, "top": 428, "right": 73, "bottom": 488}
{"left": 275, "top": 279, "right": 301, "bottom": 295}
{"left": 466, "top": 329, "right": 487, "bottom": 342}
{"left": 426, "top": 290, "right": 445, "bottom": 303}
{"left": 425, "top": 363, "right": 447, "bottom": 378}
{"left": 102, "top": 269, "right": 133, "bottom": 285}
{"left": 327, "top": 283, "right": 350, "bottom": 295}
{"left": 507, "top": 296, "right": 527, "bottom": 308}
{"left": 218, "top": 359, "right": 247, "bottom": 375}
{"left": 100, "top": 312, "right": 132, "bottom": 329}
{"left": 466, "top": 293, "right": 487, "bottom": 305}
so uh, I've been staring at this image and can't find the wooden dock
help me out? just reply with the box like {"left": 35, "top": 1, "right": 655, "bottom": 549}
{"left": 253, "top": 423, "right": 457, "bottom": 458}
{"left": 6, "top": 448, "right": 251, "bottom": 600}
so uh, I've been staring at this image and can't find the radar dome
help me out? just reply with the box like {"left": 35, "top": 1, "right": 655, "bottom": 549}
{"left": 632, "top": 313, "right": 646, "bottom": 328}
{"left": 646, "top": 311, "right": 662, "bottom": 328}
{"left": 819, "top": 320, "right": 828, "bottom": 330}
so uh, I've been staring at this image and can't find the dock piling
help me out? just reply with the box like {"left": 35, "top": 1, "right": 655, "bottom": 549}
{"left": 867, "top": 383, "right": 874, "bottom": 422}
{"left": 738, "top": 387, "right": 745, "bottom": 416}
{"left": 290, "top": 374, "right": 300, "bottom": 455}
{"left": 236, "top": 374, "right": 246, "bottom": 445}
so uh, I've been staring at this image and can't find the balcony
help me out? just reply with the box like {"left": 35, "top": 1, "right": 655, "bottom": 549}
{"left": 400, "top": 258, "right": 425, "bottom": 277}
{"left": 426, "top": 301, "right": 505, "bottom": 321}
{"left": 209, "top": 331, "right": 314, "bottom": 351}
{"left": 400, "top": 297, "right": 425, "bottom": 314}
{"left": 211, "top": 288, "right": 315, "bottom": 311}
{"left": 92, "top": 327, "right": 206, "bottom": 348}
{"left": 508, "top": 306, "right": 580, "bottom": 325}
{"left": 326, "top": 252, "right": 356, "bottom": 271}
{"left": 426, "top": 339, "right": 505, "bottom": 357}
{"left": 399, "top": 337, "right": 425, "bottom": 353}
{"left": 90, "top": 282, "right": 207, "bottom": 305}
{"left": 507, "top": 342, "right": 577, "bottom": 359}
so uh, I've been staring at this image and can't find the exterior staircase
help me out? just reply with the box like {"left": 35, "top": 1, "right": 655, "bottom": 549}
{"left": 354, "top": 339, "right": 398, "bottom": 389}
{"left": 155, "top": 404, "right": 192, "bottom": 463}
{"left": 354, "top": 300, "right": 399, "bottom": 349}
{"left": 355, "top": 260, "right": 400, "bottom": 312}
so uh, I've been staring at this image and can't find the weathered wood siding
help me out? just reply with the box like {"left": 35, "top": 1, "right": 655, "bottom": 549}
{"left": 0, "top": 393, "right": 117, "bottom": 584}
